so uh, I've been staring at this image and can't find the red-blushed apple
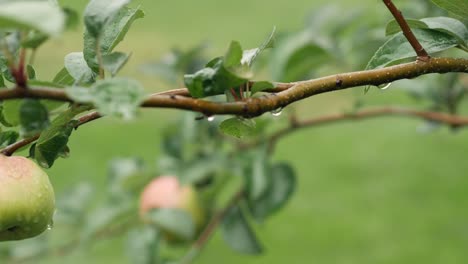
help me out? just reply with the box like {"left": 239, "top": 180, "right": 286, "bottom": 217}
{"left": 0, "top": 155, "right": 55, "bottom": 241}
{"left": 139, "top": 176, "right": 206, "bottom": 241}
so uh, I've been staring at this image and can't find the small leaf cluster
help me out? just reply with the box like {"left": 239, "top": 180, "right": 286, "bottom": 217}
{"left": 0, "top": 0, "right": 146, "bottom": 167}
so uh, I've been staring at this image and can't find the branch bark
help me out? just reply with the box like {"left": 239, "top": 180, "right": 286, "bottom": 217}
{"left": 264, "top": 106, "right": 468, "bottom": 151}
{"left": 0, "top": 58, "right": 466, "bottom": 117}
{"left": 0, "top": 111, "right": 102, "bottom": 156}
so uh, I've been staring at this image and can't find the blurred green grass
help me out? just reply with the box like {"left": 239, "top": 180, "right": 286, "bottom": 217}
{"left": 26, "top": 0, "right": 468, "bottom": 263}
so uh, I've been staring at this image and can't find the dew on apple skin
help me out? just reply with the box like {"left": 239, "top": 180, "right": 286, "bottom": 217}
{"left": 207, "top": 116, "right": 215, "bottom": 122}
{"left": 47, "top": 220, "right": 54, "bottom": 230}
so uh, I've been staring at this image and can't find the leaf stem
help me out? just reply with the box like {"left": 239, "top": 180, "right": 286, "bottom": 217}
{"left": 96, "top": 36, "right": 105, "bottom": 79}
{"left": 382, "top": 0, "right": 430, "bottom": 61}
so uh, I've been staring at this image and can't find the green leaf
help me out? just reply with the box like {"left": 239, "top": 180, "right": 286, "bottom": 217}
{"left": 250, "top": 81, "right": 274, "bottom": 94}
{"left": 19, "top": 99, "right": 50, "bottom": 137}
{"left": 224, "top": 41, "right": 243, "bottom": 68}
{"left": 184, "top": 57, "right": 249, "bottom": 98}
{"left": 219, "top": 117, "right": 256, "bottom": 139}
{"left": 52, "top": 67, "right": 75, "bottom": 86}
{"left": 66, "top": 78, "right": 145, "bottom": 120}
{"left": 245, "top": 149, "right": 270, "bottom": 202}
{"left": 34, "top": 106, "right": 86, "bottom": 168}
{"left": 126, "top": 226, "right": 160, "bottom": 264}
{"left": 366, "top": 28, "right": 459, "bottom": 69}
{"left": 102, "top": 52, "right": 131, "bottom": 76}
{"left": 108, "top": 157, "right": 150, "bottom": 196}
{"left": 270, "top": 30, "right": 331, "bottom": 82}
{"left": 26, "top": 64, "right": 36, "bottom": 80}
{"left": 0, "top": 74, "right": 4, "bottom": 88}
{"left": 83, "top": 199, "right": 134, "bottom": 240}
{"left": 386, "top": 17, "right": 468, "bottom": 47}
{"left": 84, "top": 0, "right": 131, "bottom": 38}
{"left": 241, "top": 27, "right": 276, "bottom": 67}
{"left": 420, "top": 17, "right": 468, "bottom": 47}
{"left": 1, "top": 99, "right": 22, "bottom": 127}
{"left": 63, "top": 7, "right": 80, "bottom": 30}
{"left": 430, "top": 0, "right": 468, "bottom": 19}
{"left": 83, "top": 7, "right": 144, "bottom": 72}
{"left": 180, "top": 154, "right": 227, "bottom": 185}
{"left": 21, "top": 31, "right": 49, "bottom": 49}
{"left": 28, "top": 80, "right": 65, "bottom": 89}
{"left": 145, "top": 209, "right": 195, "bottom": 242}
{"left": 0, "top": 1, "right": 65, "bottom": 36}
{"left": 221, "top": 205, "right": 263, "bottom": 255}
{"left": 56, "top": 182, "right": 94, "bottom": 225}
{"left": 64, "top": 52, "right": 96, "bottom": 83}
{"left": 0, "top": 130, "right": 19, "bottom": 148}
{"left": 249, "top": 163, "right": 296, "bottom": 221}
{"left": 386, "top": 19, "right": 427, "bottom": 36}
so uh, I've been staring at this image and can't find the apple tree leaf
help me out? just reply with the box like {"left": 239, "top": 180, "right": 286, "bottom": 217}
{"left": 386, "top": 17, "right": 468, "bottom": 48}
{"left": 219, "top": 117, "right": 256, "bottom": 139}
{"left": 221, "top": 205, "right": 263, "bottom": 255}
{"left": 0, "top": 1, "right": 65, "bottom": 36}
{"left": 145, "top": 208, "right": 195, "bottom": 242}
{"left": 66, "top": 78, "right": 146, "bottom": 120}
{"left": 248, "top": 163, "right": 296, "bottom": 221}
{"left": 430, "top": 0, "right": 468, "bottom": 19}
{"left": 52, "top": 67, "right": 75, "bottom": 86}
{"left": 1, "top": 99, "right": 22, "bottom": 127}
{"left": 241, "top": 27, "right": 276, "bottom": 67}
{"left": 83, "top": 7, "right": 144, "bottom": 72}
{"left": 19, "top": 99, "right": 50, "bottom": 137}
{"left": 184, "top": 57, "right": 249, "bottom": 98}
{"left": 64, "top": 52, "right": 96, "bottom": 84}
{"left": 366, "top": 28, "right": 459, "bottom": 69}
{"left": 33, "top": 106, "right": 87, "bottom": 168}
{"left": 84, "top": 0, "right": 131, "bottom": 38}
{"left": 0, "top": 130, "right": 19, "bottom": 148}
{"left": 250, "top": 81, "right": 274, "bottom": 94}
{"left": 102, "top": 52, "right": 131, "bottom": 77}
{"left": 126, "top": 226, "right": 160, "bottom": 264}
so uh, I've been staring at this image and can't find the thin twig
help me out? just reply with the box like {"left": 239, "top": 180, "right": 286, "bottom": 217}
{"left": 264, "top": 106, "right": 468, "bottom": 152}
{"left": 0, "top": 111, "right": 102, "bottom": 156}
{"left": 14, "top": 48, "right": 27, "bottom": 88}
{"left": 0, "top": 58, "right": 465, "bottom": 117}
{"left": 382, "top": 0, "right": 430, "bottom": 61}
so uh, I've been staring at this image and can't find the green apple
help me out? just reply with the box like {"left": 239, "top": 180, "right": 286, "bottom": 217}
{"left": 139, "top": 175, "right": 206, "bottom": 241}
{"left": 0, "top": 155, "right": 55, "bottom": 241}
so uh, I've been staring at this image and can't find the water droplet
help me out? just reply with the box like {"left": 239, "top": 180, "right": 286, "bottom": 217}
{"left": 378, "top": 83, "right": 392, "bottom": 90}
{"left": 271, "top": 108, "right": 283, "bottom": 117}
{"left": 207, "top": 116, "right": 215, "bottom": 122}
{"left": 47, "top": 220, "right": 54, "bottom": 230}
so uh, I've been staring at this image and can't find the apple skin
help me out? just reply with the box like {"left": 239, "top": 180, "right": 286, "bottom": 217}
{"left": 0, "top": 155, "right": 55, "bottom": 241}
{"left": 139, "top": 176, "right": 206, "bottom": 241}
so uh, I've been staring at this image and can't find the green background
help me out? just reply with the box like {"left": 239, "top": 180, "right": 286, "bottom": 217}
{"left": 8, "top": 0, "right": 468, "bottom": 263}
